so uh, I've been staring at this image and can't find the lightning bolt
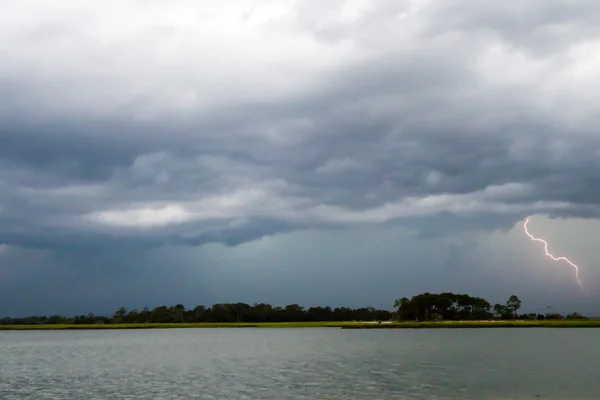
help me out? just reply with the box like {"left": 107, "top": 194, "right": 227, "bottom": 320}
{"left": 523, "top": 216, "right": 583, "bottom": 288}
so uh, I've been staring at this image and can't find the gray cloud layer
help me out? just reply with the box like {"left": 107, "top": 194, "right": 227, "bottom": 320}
{"left": 2, "top": 0, "right": 599, "bottom": 252}
{"left": 1, "top": 1, "right": 599, "bottom": 314}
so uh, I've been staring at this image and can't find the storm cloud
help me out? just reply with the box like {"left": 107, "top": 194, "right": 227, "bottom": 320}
{"left": 1, "top": 0, "right": 600, "bottom": 315}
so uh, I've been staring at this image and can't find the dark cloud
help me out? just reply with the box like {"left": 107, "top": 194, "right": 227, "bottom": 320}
{"left": 0, "top": 0, "right": 599, "bottom": 314}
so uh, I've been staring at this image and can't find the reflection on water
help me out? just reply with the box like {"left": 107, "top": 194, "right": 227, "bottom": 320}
{"left": 0, "top": 328, "right": 598, "bottom": 399}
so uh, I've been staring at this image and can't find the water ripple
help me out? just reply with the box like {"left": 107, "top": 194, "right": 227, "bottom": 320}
{"left": 0, "top": 328, "right": 599, "bottom": 399}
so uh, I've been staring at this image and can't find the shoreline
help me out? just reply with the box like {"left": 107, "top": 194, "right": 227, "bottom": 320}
{"left": 1, "top": 320, "right": 599, "bottom": 330}
{"left": 340, "top": 320, "right": 600, "bottom": 329}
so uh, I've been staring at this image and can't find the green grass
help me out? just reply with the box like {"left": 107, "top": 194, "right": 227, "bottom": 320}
{"left": 340, "top": 320, "right": 600, "bottom": 329}
{"left": 1, "top": 319, "right": 600, "bottom": 330}
{"left": 0, "top": 321, "right": 359, "bottom": 330}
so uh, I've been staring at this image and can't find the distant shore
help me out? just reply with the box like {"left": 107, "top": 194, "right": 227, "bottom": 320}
{"left": 340, "top": 320, "right": 600, "bottom": 329}
{"left": 1, "top": 320, "right": 599, "bottom": 330}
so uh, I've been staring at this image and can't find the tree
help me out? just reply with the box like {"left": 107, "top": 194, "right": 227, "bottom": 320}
{"left": 506, "top": 295, "right": 522, "bottom": 319}
{"left": 393, "top": 298, "right": 409, "bottom": 311}
{"left": 546, "top": 312, "right": 564, "bottom": 320}
{"left": 193, "top": 305, "right": 206, "bottom": 322}
{"left": 393, "top": 293, "right": 495, "bottom": 322}
{"left": 284, "top": 304, "right": 305, "bottom": 321}
{"left": 173, "top": 304, "right": 185, "bottom": 322}
{"left": 472, "top": 297, "right": 492, "bottom": 320}
{"left": 139, "top": 306, "right": 151, "bottom": 323}
{"left": 566, "top": 312, "right": 586, "bottom": 320}
{"left": 125, "top": 309, "right": 139, "bottom": 323}
{"left": 394, "top": 297, "right": 414, "bottom": 321}
{"left": 113, "top": 307, "right": 127, "bottom": 323}
{"left": 0, "top": 293, "right": 539, "bottom": 325}
{"left": 233, "top": 303, "right": 250, "bottom": 322}
{"left": 150, "top": 306, "right": 171, "bottom": 323}
{"left": 493, "top": 304, "right": 505, "bottom": 319}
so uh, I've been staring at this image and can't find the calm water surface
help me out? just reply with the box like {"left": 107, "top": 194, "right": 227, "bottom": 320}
{"left": 0, "top": 328, "right": 598, "bottom": 399}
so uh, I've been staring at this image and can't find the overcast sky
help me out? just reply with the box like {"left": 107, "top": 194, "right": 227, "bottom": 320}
{"left": 2, "top": 0, "right": 600, "bottom": 317}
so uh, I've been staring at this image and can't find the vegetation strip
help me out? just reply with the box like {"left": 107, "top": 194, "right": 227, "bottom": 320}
{"left": 2, "top": 320, "right": 600, "bottom": 330}
{"left": 0, "top": 322, "right": 350, "bottom": 330}
{"left": 340, "top": 320, "right": 600, "bottom": 329}
{"left": 1, "top": 292, "right": 589, "bottom": 328}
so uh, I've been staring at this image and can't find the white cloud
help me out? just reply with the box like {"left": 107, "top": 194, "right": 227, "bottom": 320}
{"left": 0, "top": 0, "right": 355, "bottom": 122}
{"left": 82, "top": 181, "right": 572, "bottom": 231}
{"left": 86, "top": 205, "right": 193, "bottom": 228}
{"left": 306, "top": 183, "right": 572, "bottom": 223}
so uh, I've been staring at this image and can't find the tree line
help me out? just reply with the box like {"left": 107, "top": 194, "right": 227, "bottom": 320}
{"left": 0, "top": 293, "right": 587, "bottom": 325}
{"left": 393, "top": 292, "right": 586, "bottom": 321}
{"left": 0, "top": 303, "right": 393, "bottom": 325}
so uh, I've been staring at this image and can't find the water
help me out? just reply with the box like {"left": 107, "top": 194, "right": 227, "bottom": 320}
{"left": 0, "top": 328, "right": 598, "bottom": 399}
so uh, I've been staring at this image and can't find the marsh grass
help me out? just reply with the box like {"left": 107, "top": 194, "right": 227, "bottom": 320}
{"left": 1, "top": 319, "right": 599, "bottom": 330}
{"left": 0, "top": 321, "right": 356, "bottom": 330}
{"left": 341, "top": 320, "right": 600, "bottom": 329}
